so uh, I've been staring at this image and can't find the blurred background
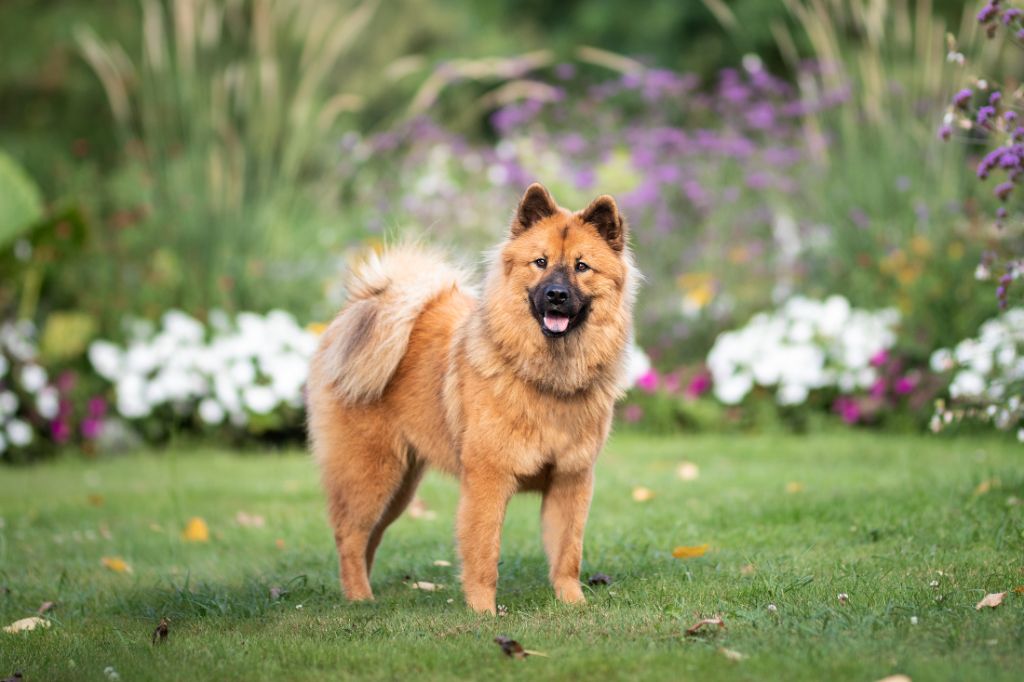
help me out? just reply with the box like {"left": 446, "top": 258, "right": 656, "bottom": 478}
{"left": 1, "top": 0, "right": 1022, "bottom": 461}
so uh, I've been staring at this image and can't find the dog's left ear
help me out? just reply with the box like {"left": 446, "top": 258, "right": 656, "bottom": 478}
{"left": 579, "top": 195, "right": 626, "bottom": 251}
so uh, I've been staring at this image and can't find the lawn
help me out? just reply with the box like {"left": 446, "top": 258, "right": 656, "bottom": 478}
{"left": 1, "top": 431, "right": 1022, "bottom": 681}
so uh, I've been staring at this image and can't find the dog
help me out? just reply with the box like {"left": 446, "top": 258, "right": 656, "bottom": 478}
{"left": 307, "top": 183, "right": 637, "bottom": 614}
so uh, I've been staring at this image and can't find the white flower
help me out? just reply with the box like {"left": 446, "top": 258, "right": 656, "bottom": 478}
{"left": 115, "top": 374, "right": 151, "bottom": 419}
{"left": 5, "top": 419, "right": 33, "bottom": 447}
{"left": 35, "top": 388, "right": 60, "bottom": 419}
{"left": 0, "top": 431, "right": 5, "bottom": 453}
{"left": 929, "top": 348, "right": 954, "bottom": 373}
{"left": 0, "top": 391, "right": 17, "bottom": 417}
{"left": 162, "top": 310, "right": 205, "bottom": 344}
{"left": 243, "top": 386, "right": 277, "bottom": 414}
{"left": 88, "top": 341, "right": 123, "bottom": 381}
{"left": 777, "top": 383, "right": 809, "bottom": 406}
{"left": 20, "top": 364, "right": 47, "bottom": 393}
{"left": 0, "top": 353, "right": 7, "bottom": 379}
{"left": 625, "top": 343, "right": 651, "bottom": 388}
{"left": 950, "top": 370, "right": 985, "bottom": 398}
{"left": 125, "top": 342, "right": 159, "bottom": 375}
{"left": 714, "top": 372, "right": 753, "bottom": 405}
{"left": 198, "top": 398, "right": 226, "bottom": 425}
{"left": 230, "top": 360, "right": 257, "bottom": 386}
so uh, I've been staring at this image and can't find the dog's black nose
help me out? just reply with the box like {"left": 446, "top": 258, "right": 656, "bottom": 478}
{"left": 544, "top": 285, "right": 569, "bottom": 305}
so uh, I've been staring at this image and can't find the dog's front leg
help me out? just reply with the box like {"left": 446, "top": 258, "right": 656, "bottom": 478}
{"left": 541, "top": 467, "right": 594, "bottom": 604}
{"left": 456, "top": 463, "right": 516, "bottom": 614}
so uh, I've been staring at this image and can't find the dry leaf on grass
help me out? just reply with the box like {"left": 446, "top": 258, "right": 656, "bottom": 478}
{"left": 235, "top": 511, "right": 265, "bottom": 528}
{"left": 181, "top": 517, "right": 209, "bottom": 542}
{"left": 275, "top": 538, "right": 286, "bottom": 549}
{"left": 719, "top": 647, "right": 745, "bottom": 661}
{"left": 37, "top": 601, "right": 56, "bottom": 615}
{"left": 785, "top": 482, "right": 804, "bottom": 494}
{"left": 973, "top": 479, "right": 999, "bottom": 496}
{"left": 976, "top": 592, "right": 1006, "bottom": 610}
{"left": 101, "top": 556, "right": 132, "bottom": 574}
{"left": 3, "top": 617, "right": 50, "bottom": 634}
{"left": 676, "top": 462, "right": 700, "bottom": 481}
{"left": 632, "top": 486, "right": 655, "bottom": 502}
{"left": 87, "top": 494, "right": 105, "bottom": 507}
{"left": 410, "top": 581, "right": 444, "bottom": 591}
{"left": 672, "top": 544, "right": 709, "bottom": 559}
{"left": 151, "top": 617, "right": 169, "bottom": 645}
{"left": 433, "top": 560, "right": 452, "bottom": 567}
{"left": 494, "top": 636, "right": 547, "bottom": 659}
{"left": 1012, "top": 586, "right": 1024, "bottom": 595}
{"left": 875, "top": 676, "right": 912, "bottom": 682}
{"left": 407, "top": 498, "right": 437, "bottom": 521}
{"left": 685, "top": 616, "right": 725, "bottom": 636}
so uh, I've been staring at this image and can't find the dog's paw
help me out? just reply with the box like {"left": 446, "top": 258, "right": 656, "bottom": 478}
{"left": 554, "top": 580, "right": 586, "bottom": 605}
{"left": 464, "top": 588, "right": 497, "bottom": 615}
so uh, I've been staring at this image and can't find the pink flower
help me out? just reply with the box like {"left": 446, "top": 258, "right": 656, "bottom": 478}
{"left": 81, "top": 417, "right": 103, "bottom": 440}
{"left": 685, "top": 372, "right": 712, "bottom": 398}
{"left": 51, "top": 419, "right": 71, "bottom": 444}
{"left": 87, "top": 396, "right": 108, "bottom": 419}
{"left": 894, "top": 376, "right": 916, "bottom": 395}
{"left": 833, "top": 396, "right": 861, "bottom": 424}
{"left": 662, "top": 371, "right": 682, "bottom": 394}
{"left": 623, "top": 404, "right": 644, "bottom": 423}
{"left": 869, "top": 349, "right": 889, "bottom": 367}
{"left": 636, "top": 369, "right": 659, "bottom": 394}
{"left": 869, "top": 378, "right": 886, "bottom": 399}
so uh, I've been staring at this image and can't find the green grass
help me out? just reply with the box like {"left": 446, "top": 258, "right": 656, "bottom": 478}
{"left": 1, "top": 431, "right": 1022, "bottom": 681}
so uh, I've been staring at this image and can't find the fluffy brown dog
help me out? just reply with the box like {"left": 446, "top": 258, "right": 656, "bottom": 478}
{"left": 307, "top": 183, "right": 636, "bottom": 614}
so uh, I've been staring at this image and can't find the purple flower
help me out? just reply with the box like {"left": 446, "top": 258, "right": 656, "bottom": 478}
{"left": 997, "top": 206, "right": 1008, "bottom": 219}
{"left": 977, "top": 105, "right": 996, "bottom": 125}
{"left": 990, "top": 90, "right": 1003, "bottom": 105}
{"left": 81, "top": 417, "right": 103, "bottom": 440}
{"left": 978, "top": 2, "right": 1000, "bottom": 24}
{"left": 1006, "top": 111, "right": 1018, "bottom": 124}
{"left": 953, "top": 88, "right": 973, "bottom": 108}
{"left": 894, "top": 376, "right": 916, "bottom": 395}
{"left": 1019, "top": 28, "right": 1024, "bottom": 40}
{"left": 636, "top": 369, "right": 659, "bottom": 394}
{"left": 88, "top": 396, "right": 108, "bottom": 418}
{"left": 937, "top": 124, "right": 953, "bottom": 141}
{"left": 554, "top": 63, "right": 576, "bottom": 81}
{"left": 1004, "top": 8, "right": 1022, "bottom": 23}
{"left": 996, "top": 181, "right": 1014, "bottom": 200}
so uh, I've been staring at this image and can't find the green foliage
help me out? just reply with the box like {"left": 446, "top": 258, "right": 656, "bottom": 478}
{"left": 0, "top": 149, "right": 43, "bottom": 249}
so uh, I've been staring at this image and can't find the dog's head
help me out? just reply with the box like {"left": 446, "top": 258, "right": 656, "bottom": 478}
{"left": 498, "top": 183, "right": 631, "bottom": 340}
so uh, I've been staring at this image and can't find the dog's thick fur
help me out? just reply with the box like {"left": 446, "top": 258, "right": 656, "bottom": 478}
{"left": 307, "top": 183, "right": 636, "bottom": 614}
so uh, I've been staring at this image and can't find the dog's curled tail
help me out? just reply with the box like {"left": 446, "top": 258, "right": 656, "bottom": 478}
{"left": 312, "top": 244, "right": 467, "bottom": 404}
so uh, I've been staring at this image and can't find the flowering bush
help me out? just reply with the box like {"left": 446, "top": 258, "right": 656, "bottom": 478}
{"left": 88, "top": 310, "right": 318, "bottom": 440}
{"left": 930, "top": 307, "right": 1024, "bottom": 436}
{"left": 1, "top": 320, "right": 106, "bottom": 461}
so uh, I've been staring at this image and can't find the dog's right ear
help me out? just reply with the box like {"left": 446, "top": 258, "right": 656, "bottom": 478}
{"left": 511, "top": 183, "right": 558, "bottom": 237}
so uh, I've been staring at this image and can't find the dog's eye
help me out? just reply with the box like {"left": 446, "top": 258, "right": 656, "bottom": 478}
{"left": 533, "top": 258, "right": 547, "bottom": 269}
{"left": 575, "top": 261, "right": 590, "bottom": 273}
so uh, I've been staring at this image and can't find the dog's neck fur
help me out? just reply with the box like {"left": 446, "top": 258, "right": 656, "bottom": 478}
{"left": 462, "top": 255, "right": 635, "bottom": 399}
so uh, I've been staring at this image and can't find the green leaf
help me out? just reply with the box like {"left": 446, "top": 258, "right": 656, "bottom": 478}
{"left": 0, "top": 149, "right": 44, "bottom": 249}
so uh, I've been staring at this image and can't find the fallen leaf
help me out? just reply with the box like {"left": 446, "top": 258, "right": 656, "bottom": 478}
{"left": 1006, "top": 496, "right": 1022, "bottom": 506}
{"left": 976, "top": 592, "right": 1006, "bottom": 610}
{"left": 632, "top": 486, "right": 655, "bottom": 502}
{"left": 740, "top": 563, "right": 756, "bottom": 576}
{"left": 235, "top": 511, "right": 265, "bottom": 528}
{"left": 410, "top": 581, "right": 444, "bottom": 591}
{"left": 37, "top": 601, "right": 56, "bottom": 615}
{"left": 974, "top": 479, "right": 999, "bottom": 496}
{"left": 494, "top": 635, "right": 527, "bottom": 659}
{"left": 719, "top": 647, "right": 745, "bottom": 661}
{"left": 407, "top": 498, "right": 437, "bottom": 520}
{"left": 676, "top": 462, "right": 700, "bottom": 481}
{"left": 275, "top": 538, "right": 286, "bottom": 549}
{"left": 87, "top": 494, "right": 105, "bottom": 507}
{"left": 101, "top": 556, "right": 132, "bottom": 574}
{"left": 686, "top": 616, "right": 725, "bottom": 636}
{"left": 181, "top": 517, "right": 209, "bottom": 542}
{"left": 785, "top": 481, "right": 804, "bottom": 494}
{"left": 875, "top": 676, "right": 912, "bottom": 682}
{"left": 98, "top": 523, "right": 113, "bottom": 540}
{"left": 588, "top": 572, "right": 613, "bottom": 586}
{"left": 672, "top": 544, "right": 709, "bottom": 559}
{"left": 3, "top": 616, "right": 50, "bottom": 634}
{"left": 151, "top": 617, "right": 169, "bottom": 645}
{"left": 433, "top": 559, "right": 452, "bottom": 567}
{"left": 494, "top": 635, "right": 547, "bottom": 659}
{"left": 1012, "top": 586, "right": 1024, "bottom": 595}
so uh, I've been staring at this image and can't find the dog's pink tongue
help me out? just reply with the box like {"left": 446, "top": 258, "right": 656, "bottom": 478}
{"left": 544, "top": 313, "right": 570, "bottom": 333}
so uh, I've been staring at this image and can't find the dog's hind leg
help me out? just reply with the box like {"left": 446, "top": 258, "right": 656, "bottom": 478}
{"left": 319, "top": 425, "right": 408, "bottom": 602}
{"left": 366, "top": 454, "right": 426, "bottom": 573}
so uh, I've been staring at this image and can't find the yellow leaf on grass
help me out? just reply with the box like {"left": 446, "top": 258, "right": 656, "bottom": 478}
{"left": 785, "top": 482, "right": 804, "bottom": 494}
{"left": 673, "top": 544, "right": 709, "bottom": 559}
{"left": 181, "top": 517, "right": 209, "bottom": 543}
{"left": 976, "top": 592, "right": 1007, "bottom": 610}
{"left": 101, "top": 556, "right": 132, "bottom": 573}
{"left": 676, "top": 462, "right": 700, "bottom": 481}
{"left": 632, "top": 486, "right": 655, "bottom": 502}
{"left": 3, "top": 616, "right": 50, "bottom": 634}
